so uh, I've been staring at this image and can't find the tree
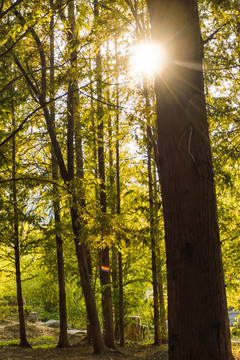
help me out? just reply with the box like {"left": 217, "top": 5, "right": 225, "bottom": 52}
{"left": 49, "top": 1, "right": 69, "bottom": 347}
{"left": 144, "top": 83, "right": 161, "bottom": 345}
{"left": 147, "top": 0, "right": 234, "bottom": 359}
{"left": 94, "top": 0, "right": 115, "bottom": 348}
{"left": 11, "top": 90, "right": 31, "bottom": 348}
{"left": 5, "top": 1, "right": 105, "bottom": 352}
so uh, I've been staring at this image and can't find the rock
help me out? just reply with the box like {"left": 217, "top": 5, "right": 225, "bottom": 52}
{"left": 67, "top": 329, "right": 87, "bottom": 336}
{"left": 28, "top": 312, "right": 38, "bottom": 323}
{"left": 228, "top": 311, "right": 240, "bottom": 327}
{"left": 45, "top": 320, "right": 60, "bottom": 328}
{"left": 125, "top": 316, "right": 142, "bottom": 341}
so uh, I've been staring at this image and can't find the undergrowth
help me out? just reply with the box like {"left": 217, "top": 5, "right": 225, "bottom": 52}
{"left": 232, "top": 343, "right": 240, "bottom": 360}
{"left": 0, "top": 336, "right": 56, "bottom": 349}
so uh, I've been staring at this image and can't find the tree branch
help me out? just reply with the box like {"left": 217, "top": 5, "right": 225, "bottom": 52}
{"left": 0, "top": 32, "right": 27, "bottom": 59}
{"left": 203, "top": 21, "right": 230, "bottom": 45}
{"left": 0, "top": 0, "right": 23, "bottom": 19}
{"left": 0, "top": 92, "right": 68, "bottom": 148}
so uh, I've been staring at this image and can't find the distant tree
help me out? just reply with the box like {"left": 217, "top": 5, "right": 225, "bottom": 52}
{"left": 49, "top": 2, "right": 69, "bottom": 347}
{"left": 11, "top": 93, "right": 31, "bottom": 348}
{"left": 94, "top": 0, "right": 115, "bottom": 349}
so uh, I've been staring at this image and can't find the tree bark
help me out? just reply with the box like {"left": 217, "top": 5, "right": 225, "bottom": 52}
{"left": 147, "top": 0, "right": 233, "bottom": 359}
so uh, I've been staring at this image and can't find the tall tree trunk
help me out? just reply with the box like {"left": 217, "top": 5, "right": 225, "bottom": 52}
{"left": 152, "top": 162, "right": 168, "bottom": 342}
{"left": 75, "top": 37, "right": 93, "bottom": 350}
{"left": 157, "top": 261, "right": 167, "bottom": 341}
{"left": 11, "top": 97, "right": 30, "bottom": 348}
{"left": 49, "top": 5, "right": 69, "bottom": 347}
{"left": 11, "top": 9, "right": 104, "bottom": 353}
{"left": 115, "top": 40, "right": 125, "bottom": 347}
{"left": 94, "top": 0, "right": 115, "bottom": 349}
{"left": 144, "top": 81, "right": 161, "bottom": 345}
{"left": 147, "top": 1, "right": 233, "bottom": 359}
{"left": 147, "top": 135, "right": 161, "bottom": 345}
{"left": 66, "top": 0, "right": 105, "bottom": 353}
{"left": 153, "top": 165, "right": 167, "bottom": 342}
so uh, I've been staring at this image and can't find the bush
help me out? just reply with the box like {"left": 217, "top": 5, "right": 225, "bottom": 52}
{"left": 230, "top": 326, "right": 240, "bottom": 338}
{"left": 0, "top": 305, "right": 10, "bottom": 322}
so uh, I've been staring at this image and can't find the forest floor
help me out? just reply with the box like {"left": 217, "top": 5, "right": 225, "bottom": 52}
{"left": 0, "top": 320, "right": 168, "bottom": 360}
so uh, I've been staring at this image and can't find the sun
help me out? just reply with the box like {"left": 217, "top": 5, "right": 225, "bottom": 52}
{"left": 130, "top": 41, "right": 167, "bottom": 77}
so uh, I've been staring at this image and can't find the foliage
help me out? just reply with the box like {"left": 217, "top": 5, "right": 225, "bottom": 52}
{"left": 232, "top": 343, "right": 240, "bottom": 360}
{"left": 231, "top": 327, "right": 240, "bottom": 338}
{"left": 0, "top": 305, "right": 10, "bottom": 322}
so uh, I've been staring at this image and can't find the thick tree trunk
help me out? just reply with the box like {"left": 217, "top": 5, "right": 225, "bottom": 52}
{"left": 49, "top": 6, "right": 69, "bottom": 347}
{"left": 147, "top": 1, "right": 233, "bottom": 359}
{"left": 11, "top": 99, "right": 30, "bottom": 348}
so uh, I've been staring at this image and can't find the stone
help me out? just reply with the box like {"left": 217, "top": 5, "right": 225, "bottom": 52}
{"left": 27, "top": 312, "right": 38, "bottom": 323}
{"left": 228, "top": 311, "right": 240, "bottom": 327}
{"left": 125, "top": 316, "right": 143, "bottom": 341}
{"left": 45, "top": 320, "right": 60, "bottom": 328}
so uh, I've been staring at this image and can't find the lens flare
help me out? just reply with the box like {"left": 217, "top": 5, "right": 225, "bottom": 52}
{"left": 130, "top": 42, "right": 167, "bottom": 77}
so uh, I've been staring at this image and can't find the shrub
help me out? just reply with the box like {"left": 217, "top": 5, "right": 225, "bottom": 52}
{"left": 230, "top": 326, "right": 240, "bottom": 338}
{"left": 0, "top": 305, "right": 10, "bottom": 322}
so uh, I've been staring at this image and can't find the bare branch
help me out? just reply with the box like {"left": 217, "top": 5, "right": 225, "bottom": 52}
{"left": 0, "top": 0, "right": 23, "bottom": 19}
{"left": 203, "top": 21, "right": 230, "bottom": 45}
{"left": 0, "top": 32, "right": 27, "bottom": 59}
{"left": 0, "top": 0, "right": 4, "bottom": 16}
{"left": 0, "top": 92, "right": 68, "bottom": 148}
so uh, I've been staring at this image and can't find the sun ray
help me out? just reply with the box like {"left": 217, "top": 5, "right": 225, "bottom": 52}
{"left": 130, "top": 42, "right": 167, "bottom": 77}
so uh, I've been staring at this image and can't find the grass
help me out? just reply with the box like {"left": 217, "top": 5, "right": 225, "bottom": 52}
{"left": 31, "top": 335, "right": 57, "bottom": 349}
{"left": 0, "top": 336, "right": 57, "bottom": 349}
{"left": 32, "top": 343, "right": 56, "bottom": 349}
{"left": 0, "top": 339, "right": 20, "bottom": 347}
{"left": 33, "top": 336, "right": 55, "bottom": 341}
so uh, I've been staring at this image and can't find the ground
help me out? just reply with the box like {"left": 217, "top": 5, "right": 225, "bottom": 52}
{"left": 0, "top": 320, "right": 168, "bottom": 360}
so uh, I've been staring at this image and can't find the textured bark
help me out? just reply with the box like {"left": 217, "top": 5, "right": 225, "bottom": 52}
{"left": 147, "top": 0, "right": 233, "bottom": 359}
